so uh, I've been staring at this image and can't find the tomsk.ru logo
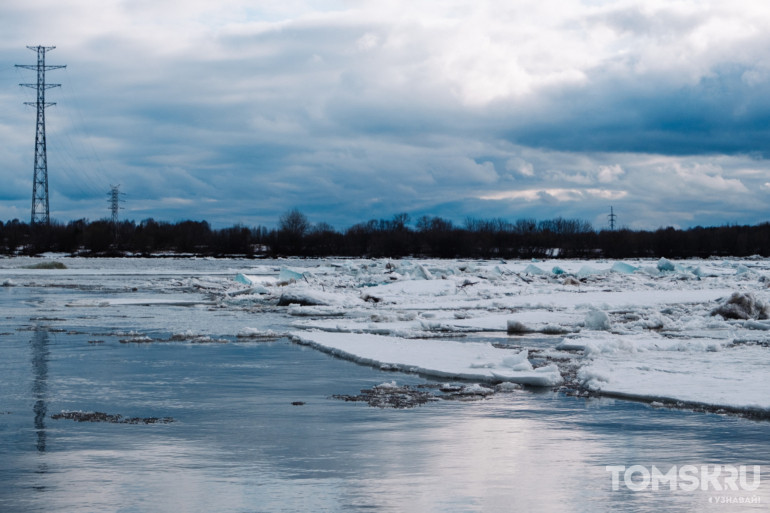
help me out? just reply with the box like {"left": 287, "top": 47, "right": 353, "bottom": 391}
{"left": 606, "top": 465, "right": 762, "bottom": 492}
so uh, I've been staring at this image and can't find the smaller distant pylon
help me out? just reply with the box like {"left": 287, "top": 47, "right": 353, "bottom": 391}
{"left": 108, "top": 185, "right": 124, "bottom": 242}
{"left": 608, "top": 206, "right": 617, "bottom": 231}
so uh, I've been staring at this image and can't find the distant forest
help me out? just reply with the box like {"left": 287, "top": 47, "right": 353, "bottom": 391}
{"left": 2, "top": 209, "right": 770, "bottom": 259}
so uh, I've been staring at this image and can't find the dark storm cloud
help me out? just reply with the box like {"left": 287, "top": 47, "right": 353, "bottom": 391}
{"left": 506, "top": 65, "right": 770, "bottom": 155}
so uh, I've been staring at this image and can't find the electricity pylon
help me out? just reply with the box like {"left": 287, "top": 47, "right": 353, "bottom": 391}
{"left": 608, "top": 206, "right": 617, "bottom": 231}
{"left": 16, "top": 46, "right": 66, "bottom": 226}
{"left": 109, "top": 185, "right": 124, "bottom": 243}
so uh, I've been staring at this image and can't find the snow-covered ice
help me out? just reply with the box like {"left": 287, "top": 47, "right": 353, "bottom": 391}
{"left": 291, "top": 331, "right": 563, "bottom": 386}
{"left": 577, "top": 339, "right": 770, "bottom": 412}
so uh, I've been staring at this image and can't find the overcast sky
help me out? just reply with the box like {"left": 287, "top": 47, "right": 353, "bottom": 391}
{"left": 2, "top": 0, "right": 770, "bottom": 230}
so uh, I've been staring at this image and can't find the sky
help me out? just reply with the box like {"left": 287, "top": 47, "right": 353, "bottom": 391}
{"left": 2, "top": 0, "right": 770, "bottom": 230}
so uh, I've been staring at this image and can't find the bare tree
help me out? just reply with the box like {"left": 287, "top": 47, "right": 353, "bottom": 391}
{"left": 277, "top": 208, "right": 310, "bottom": 255}
{"left": 279, "top": 208, "right": 310, "bottom": 239}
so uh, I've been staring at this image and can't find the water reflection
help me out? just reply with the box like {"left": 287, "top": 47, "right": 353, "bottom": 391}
{"left": 30, "top": 327, "right": 49, "bottom": 453}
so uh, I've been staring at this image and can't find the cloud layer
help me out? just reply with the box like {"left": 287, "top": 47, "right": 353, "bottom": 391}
{"left": 2, "top": 0, "right": 770, "bottom": 229}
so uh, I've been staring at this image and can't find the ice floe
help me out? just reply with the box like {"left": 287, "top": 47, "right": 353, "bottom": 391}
{"left": 578, "top": 343, "right": 770, "bottom": 412}
{"left": 291, "top": 331, "right": 563, "bottom": 386}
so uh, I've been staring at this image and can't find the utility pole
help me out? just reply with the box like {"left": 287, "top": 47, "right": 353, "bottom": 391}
{"left": 109, "top": 185, "right": 124, "bottom": 243}
{"left": 16, "top": 46, "right": 66, "bottom": 226}
{"left": 608, "top": 206, "right": 617, "bottom": 231}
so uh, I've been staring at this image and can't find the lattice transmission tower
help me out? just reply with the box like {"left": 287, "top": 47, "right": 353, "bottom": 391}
{"left": 16, "top": 46, "right": 66, "bottom": 226}
{"left": 608, "top": 206, "right": 617, "bottom": 231}
{"left": 108, "top": 185, "right": 124, "bottom": 242}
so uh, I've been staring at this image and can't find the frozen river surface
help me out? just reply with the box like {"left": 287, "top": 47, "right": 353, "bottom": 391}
{"left": 1, "top": 256, "right": 769, "bottom": 512}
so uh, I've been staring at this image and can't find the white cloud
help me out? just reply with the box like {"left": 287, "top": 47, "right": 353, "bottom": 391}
{"left": 505, "top": 158, "right": 535, "bottom": 177}
{"left": 597, "top": 164, "right": 624, "bottom": 183}
{"left": 479, "top": 188, "right": 628, "bottom": 202}
{"left": 355, "top": 32, "right": 379, "bottom": 51}
{"left": 646, "top": 161, "right": 749, "bottom": 195}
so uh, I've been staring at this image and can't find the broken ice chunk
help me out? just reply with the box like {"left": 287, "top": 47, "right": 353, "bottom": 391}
{"left": 584, "top": 308, "right": 612, "bottom": 330}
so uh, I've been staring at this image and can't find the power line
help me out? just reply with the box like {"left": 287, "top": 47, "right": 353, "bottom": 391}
{"left": 15, "top": 46, "right": 66, "bottom": 226}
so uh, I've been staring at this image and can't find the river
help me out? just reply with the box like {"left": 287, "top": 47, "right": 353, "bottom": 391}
{"left": 0, "top": 257, "right": 767, "bottom": 512}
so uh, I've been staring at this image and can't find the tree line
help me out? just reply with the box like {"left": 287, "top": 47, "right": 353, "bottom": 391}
{"left": 1, "top": 210, "right": 770, "bottom": 259}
